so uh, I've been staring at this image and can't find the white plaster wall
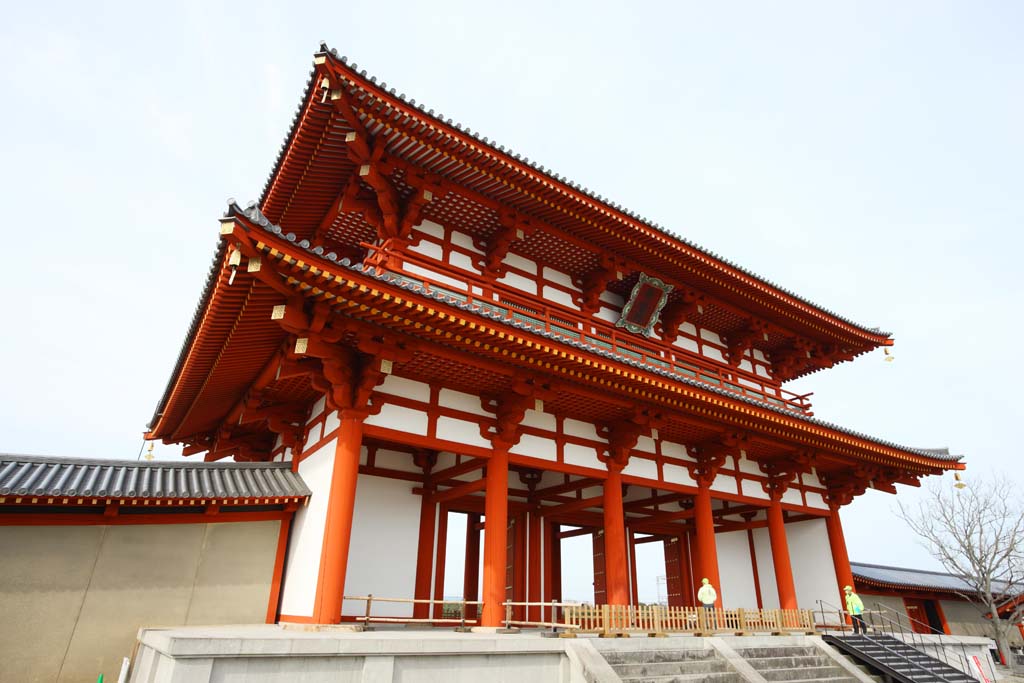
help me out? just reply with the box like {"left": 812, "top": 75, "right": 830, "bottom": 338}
{"left": 415, "top": 219, "right": 445, "bottom": 240}
{"left": 364, "top": 404, "right": 429, "bottom": 435}
{"left": 563, "top": 418, "right": 599, "bottom": 440}
{"left": 741, "top": 479, "right": 770, "bottom": 500}
{"left": 634, "top": 436, "right": 657, "bottom": 455}
{"left": 510, "top": 433, "right": 558, "bottom": 462}
{"left": 310, "top": 396, "right": 327, "bottom": 422}
{"left": 375, "top": 375, "right": 431, "bottom": 402}
{"left": 788, "top": 518, "right": 839, "bottom": 611}
{"left": 661, "top": 441, "right": 690, "bottom": 460}
{"left": 498, "top": 271, "right": 537, "bottom": 294}
{"left": 596, "top": 307, "right": 619, "bottom": 323}
{"left": 449, "top": 250, "right": 477, "bottom": 272}
{"left": 404, "top": 263, "right": 468, "bottom": 291}
{"left": 323, "top": 409, "right": 340, "bottom": 438}
{"left": 717, "top": 530, "right": 758, "bottom": 608}
{"left": 449, "top": 230, "right": 481, "bottom": 253}
{"left": 439, "top": 388, "right": 487, "bottom": 416}
{"left": 280, "top": 437, "right": 337, "bottom": 617}
{"left": 342, "top": 474, "right": 422, "bottom": 618}
{"left": 662, "top": 463, "right": 696, "bottom": 487}
{"left": 504, "top": 252, "right": 537, "bottom": 274}
{"left": 407, "top": 238, "right": 443, "bottom": 260}
{"left": 542, "top": 285, "right": 575, "bottom": 307}
{"left": 622, "top": 457, "right": 658, "bottom": 480}
{"left": 564, "top": 443, "right": 602, "bottom": 471}
{"left": 521, "top": 408, "right": 556, "bottom": 431}
{"left": 542, "top": 266, "right": 574, "bottom": 287}
{"left": 374, "top": 449, "right": 419, "bottom": 474}
{"left": 805, "top": 492, "right": 828, "bottom": 509}
{"left": 752, "top": 527, "right": 779, "bottom": 609}
{"left": 710, "top": 473, "right": 738, "bottom": 495}
{"left": 436, "top": 416, "right": 492, "bottom": 450}
{"left": 673, "top": 337, "right": 700, "bottom": 353}
{"left": 781, "top": 488, "right": 803, "bottom": 506}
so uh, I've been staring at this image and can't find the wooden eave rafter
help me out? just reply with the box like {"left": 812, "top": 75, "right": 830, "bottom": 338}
{"left": 263, "top": 51, "right": 894, "bottom": 356}
{"left": 209, "top": 214, "right": 960, "bottom": 476}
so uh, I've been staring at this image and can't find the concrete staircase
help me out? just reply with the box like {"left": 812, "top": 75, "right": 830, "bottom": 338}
{"left": 599, "top": 647, "right": 745, "bottom": 683}
{"left": 737, "top": 645, "right": 861, "bottom": 683}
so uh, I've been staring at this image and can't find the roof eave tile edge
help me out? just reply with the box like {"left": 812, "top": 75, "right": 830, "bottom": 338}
{"left": 305, "top": 43, "right": 893, "bottom": 345}
{"left": 229, "top": 201, "right": 962, "bottom": 470}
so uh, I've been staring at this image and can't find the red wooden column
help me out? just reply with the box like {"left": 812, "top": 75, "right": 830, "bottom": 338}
{"left": 628, "top": 529, "right": 639, "bottom": 606}
{"left": 679, "top": 533, "right": 694, "bottom": 606}
{"left": 432, "top": 505, "right": 449, "bottom": 619}
{"left": 413, "top": 494, "right": 437, "bottom": 619}
{"left": 592, "top": 530, "right": 607, "bottom": 604}
{"left": 314, "top": 408, "right": 366, "bottom": 624}
{"left": 664, "top": 537, "right": 683, "bottom": 606}
{"left": 767, "top": 496, "right": 798, "bottom": 609}
{"left": 825, "top": 502, "right": 856, "bottom": 607}
{"left": 603, "top": 464, "right": 630, "bottom": 605}
{"left": 464, "top": 513, "right": 481, "bottom": 620}
{"left": 527, "top": 510, "right": 542, "bottom": 621}
{"left": 543, "top": 520, "right": 561, "bottom": 621}
{"left": 693, "top": 484, "right": 722, "bottom": 605}
{"left": 481, "top": 446, "right": 510, "bottom": 627}
{"left": 412, "top": 451, "right": 438, "bottom": 620}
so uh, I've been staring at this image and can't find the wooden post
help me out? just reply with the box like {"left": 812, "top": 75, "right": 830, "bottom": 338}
{"left": 314, "top": 409, "right": 365, "bottom": 624}
{"left": 481, "top": 447, "right": 509, "bottom": 627}
{"left": 767, "top": 498, "right": 798, "bottom": 610}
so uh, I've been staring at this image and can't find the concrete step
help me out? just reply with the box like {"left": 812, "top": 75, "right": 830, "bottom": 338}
{"left": 760, "top": 665, "right": 849, "bottom": 682}
{"left": 738, "top": 647, "right": 821, "bottom": 659}
{"left": 620, "top": 673, "right": 745, "bottom": 683}
{"left": 613, "top": 660, "right": 732, "bottom": 677}
{"left": 601, "top": 649, "right": 717, "bottom": 665}
{"left": 743, "top": 655, "right": 834, "bottom": 670}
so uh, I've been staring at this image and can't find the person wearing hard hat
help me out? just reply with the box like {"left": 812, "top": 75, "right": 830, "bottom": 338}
{"left": 844, "top": 585, "right": 866, "bottom": 634}
{"left": 697, "top": 578, "right": 717, "bottom": 607}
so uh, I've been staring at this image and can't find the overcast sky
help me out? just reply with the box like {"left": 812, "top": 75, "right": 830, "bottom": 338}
{"left": 2, "top": 1, "right": 1021, "bottom": 603}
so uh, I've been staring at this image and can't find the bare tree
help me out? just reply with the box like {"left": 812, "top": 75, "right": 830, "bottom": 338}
{"left": 897, "top": 474, "right": 1024, "bottom": 662}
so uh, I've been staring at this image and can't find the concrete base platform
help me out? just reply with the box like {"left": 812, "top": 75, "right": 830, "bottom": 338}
{"left": 125, "top": 627, "right": 899, "bottom": 683}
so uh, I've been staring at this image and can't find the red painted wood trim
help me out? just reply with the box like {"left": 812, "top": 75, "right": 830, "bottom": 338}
{"left": 266, "top": 516, "right": 293, "bottom": 624}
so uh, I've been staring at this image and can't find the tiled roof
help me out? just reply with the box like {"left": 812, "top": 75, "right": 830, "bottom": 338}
{"left": 852, "top": 561, "right": 1010, "bottom": 595}
{"left": 257, "top": 42, "right": 892, "bottom": 339}
{"left": 232, "top": 201, "right": 962, "bottom": 465}
{"left": 0, "top": 453, "right": 310, "bottom": 501}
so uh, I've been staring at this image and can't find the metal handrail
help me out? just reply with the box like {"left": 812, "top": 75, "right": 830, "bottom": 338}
{"left": 816, "top": 598, "right": 850, "bottom": 630}
{"left": 870, "top": 602, "right": 970, "bottom": 675}
{"left": 864, "top": 606, "right": 968, "bottom": 680}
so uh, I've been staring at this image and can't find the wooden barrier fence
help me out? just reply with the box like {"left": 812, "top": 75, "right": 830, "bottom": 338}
{"left": 343, "top": 595, "right": 483, "bottom": 629}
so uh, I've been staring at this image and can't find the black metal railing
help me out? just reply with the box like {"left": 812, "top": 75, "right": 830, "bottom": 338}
{"left": 866, "top": 601, "right": 970, "bottom": 675}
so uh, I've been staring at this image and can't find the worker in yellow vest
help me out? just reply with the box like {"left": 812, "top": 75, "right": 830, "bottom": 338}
{"left": 698, "top": 578, "right": 718, "bottom": 628}
{"left": 844, "top": 585, "right": 866, "bottom": 634}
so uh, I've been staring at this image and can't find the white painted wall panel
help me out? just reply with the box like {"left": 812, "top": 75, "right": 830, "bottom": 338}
{"left": 634, "top": 436, "right": 657, "bottom": 454}
{"left": 703, "top": 346, "right": 726, "bottom": 363}
{"left": 741, "top": 479, "right": 770, "bottom": 499}
{"left": 564, "top": 443, "right": 602, "bottom": 471}
{"left": 542, "top": 266, "right": 574, "bottom": 288}
{"left": 434, "top": 451, "right": 458, "bottom": 470}
{"left": 661, "top": 441, "right": 690, "bottom": 459}
{"left": 439, "top": 388, "right": 487, "bottom": 415}
{"left": 788, "top": 518, "right": 839, "bottom": 611}
{"left": 805, "top": 492, "right": 828, "bottom": 509}
{"left": 365, "top": 404, "right": 428, "bottom": 435}
{"left": 563, "top": 418, "right": 599, "bottom": 440}
{"left": 673, "top": 337, "right": 700, "bottom": 353}
{"left": 802, "top": 470, "right": 823, "bottom": 488}
{"left": 436, "top": 416, "right": 493, "bottom": 450}
{"left": 663, "top": 464, "right": 696, "bottom": 487}
{"left": 521, "top": 408, "right": 556, "bottom": 431}
{"left": 375, "top": 375, "right": 431, "bottom": 402}
{"left": 499, "top": 271, "right": 537, "bottom": 294}
{"left": 309, "top": 396, "right": 327, "bottom": 422}
{"left": 374, "top": 449, "right": 419, "bottom": 473}
{"left": 403, "top": 263, "right": 468, "bottom": 290}
{"left": 542, "top": 285, "right": 575, "bottom": 307}
{"left": 323, "top": 409, "right": 340, "bottom": 438}
{"left": 700, "top": 330, "right": 723, "bottom": 345}
{"left": 510, "top": 433, "right": 557, "bottom": 462}
{"left": 449, "top": 230, "right": 481, "bottom": 253}
{"left": 415, "top": 219, "right": 445, "bottom": 240}
{"left": 449, "top": 250, "right": 477, "bottom": 273}
{"left": 343, "top": 474, "right": 422, "bottom": 617}
{"left": 596, "top": 306, "right": 619, "bottom": 323}
{"left": 280, "top": 437, "right": 337, "bottom": 617}
{"left": 752, "top": 527, "right": 779, "bottom": 609}
{"left": 737, "top": 455, "right": 762, "bottom": 475}
{"left": 710, "top": 474, "right": 738, "bottom": 495}
{"left": 717, "top": 530, "right": 757, "bottom": 608}
{"left": 623, "top": 457, "right": 658, "bottom": 481}
{"left": 599, "top": 290, "right": 624, "bottom": 306}
{"left": 504, "top": 252, "right": 537, "bottom": 274}
{"left": 407, "top": 238, "right": 443, "bottom": 260}
{"left": 782, "top": 488, "right": 803, "bottom": 506}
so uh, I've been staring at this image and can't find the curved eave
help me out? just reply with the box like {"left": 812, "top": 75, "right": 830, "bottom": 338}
{"left": 221, "top": 204, "right": 962, "bottom": 473}
{"left": 855, "top": 577, "right": 966, "bottom": 596}
{"left": 258, "top": 44, "right": 892, "bottom": 352}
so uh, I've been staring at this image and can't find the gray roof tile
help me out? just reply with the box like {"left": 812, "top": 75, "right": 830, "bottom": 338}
{"left": 0, "top": 454, "right": 310, "bottom": 501}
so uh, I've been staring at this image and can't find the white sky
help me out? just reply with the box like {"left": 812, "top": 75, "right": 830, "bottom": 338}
{"left": 1, "top": 1, "right": 1021, "bottom": 604}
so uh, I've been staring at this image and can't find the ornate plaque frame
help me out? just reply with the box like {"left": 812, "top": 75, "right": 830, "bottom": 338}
{"left": 616, "top": 272, "right": 674, "bottom": 337}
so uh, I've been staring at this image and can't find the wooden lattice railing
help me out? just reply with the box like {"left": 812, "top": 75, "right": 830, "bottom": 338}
{"left": 549, "top": 604, "right": 816, "bottom": 637}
